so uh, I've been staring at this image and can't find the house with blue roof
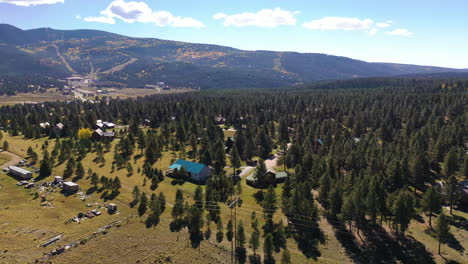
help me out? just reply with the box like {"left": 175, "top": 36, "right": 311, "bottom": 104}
{"left": 168, "top": 159, "right": 211, "bottom": 183}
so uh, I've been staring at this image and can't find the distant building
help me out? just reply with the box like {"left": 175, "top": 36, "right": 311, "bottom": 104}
{"left": 168, "top": 159, "right": 211, "bottom": 183}
{"left": 54, "top": 176, "right": 63, "bottom": 184}
{"left": 246, "top": 171, "right": 288, "bottom": 187}
{"left": 96, "top": 120, "right": 115, "bottom": 129}
{"left": 93, "top": 129, "right": 115, "bottom": 140}
{"left": 214, "top": 116, "right": 226, "bottom": 124}
{"left": 62, "top": 181, "right": 79, "bottom": 192}
{"left": 55, "top": 123, "right": 64, "bottom": 130}
{"left": 39, "top": 122, "right": 50, "bottom": 129}
{"left": 107, "top": 203, "right": 118, "bottom": 213}
{"left": 8, "top": 166, "right": 33, "bottom": 179}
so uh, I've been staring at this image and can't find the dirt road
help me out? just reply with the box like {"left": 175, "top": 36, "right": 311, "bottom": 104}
{"left": 0, "top": 150, "right": 23, "bottom": 168}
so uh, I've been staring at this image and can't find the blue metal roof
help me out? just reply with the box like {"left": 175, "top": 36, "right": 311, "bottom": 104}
{"left": 169, "top": 159, "right": 207, "bottom": 174}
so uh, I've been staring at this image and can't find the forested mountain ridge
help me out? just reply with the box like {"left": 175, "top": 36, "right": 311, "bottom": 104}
{"left": 1, "top": 24, "right": 467, "bottom": 89}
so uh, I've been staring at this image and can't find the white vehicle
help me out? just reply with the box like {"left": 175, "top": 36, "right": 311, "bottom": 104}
{"left": 92, "top": 209, "right": 101, "bottom": 216}
{"left": 17, "top": 181, "right": 28, "bottom": 186}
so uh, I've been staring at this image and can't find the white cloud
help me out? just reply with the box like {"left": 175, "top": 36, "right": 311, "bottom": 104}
{"left": 213, "top": 8, "right": 299, "bottom": 28}
{"left": 302, "top": 17, "right": 374, "bottom": 31}
{"left": 83, "top": 0, "right": 204, "bottom": 28}
{"left": 368, "top": 28, "right": 378, "bottom": 36}
{"left": 376, "top": 21, "right": 392, "bottom": 28}
{"left": 0, "top": 0, "right": 63, "bottom": 6}
{"left": 386, "top": 28, "right": 413, "bottom": 37}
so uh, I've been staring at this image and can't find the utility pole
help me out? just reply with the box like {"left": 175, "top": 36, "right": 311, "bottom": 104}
{"left": 228, "top": 198, "right": 238, "bottom": 264}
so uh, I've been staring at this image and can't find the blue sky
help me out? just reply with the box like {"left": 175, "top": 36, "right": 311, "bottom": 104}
{"left": 1, "top": 0, "right": 467, "bottom": 68}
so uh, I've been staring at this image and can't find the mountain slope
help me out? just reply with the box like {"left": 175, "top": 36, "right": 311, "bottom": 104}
{"left": 0, "top": 24, "right": 466, "bottom": 89}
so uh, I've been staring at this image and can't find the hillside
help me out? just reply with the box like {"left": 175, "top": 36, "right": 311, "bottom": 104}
{"left": 0, "top": 24, "right": 467, "bottom": 89}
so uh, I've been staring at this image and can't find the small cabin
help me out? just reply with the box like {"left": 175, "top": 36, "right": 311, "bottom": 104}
{"left": 62, "top": 181, "right": 79, "bottom": 192}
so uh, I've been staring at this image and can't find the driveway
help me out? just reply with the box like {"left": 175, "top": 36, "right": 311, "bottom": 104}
{"left": 264, "top": 154, "right": 278, "bottom": 173}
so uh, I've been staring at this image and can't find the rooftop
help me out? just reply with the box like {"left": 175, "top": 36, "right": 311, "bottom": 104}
{"left": 169, "top": 159, "right": 207, "bottom": 174}
{"left": 9, "top": 166, "right": 31, "bottom": 174}
{"left": 63, "top": 181, "right": 78, "bottom": 187}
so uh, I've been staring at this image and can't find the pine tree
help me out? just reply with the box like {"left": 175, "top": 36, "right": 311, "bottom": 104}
{"left": 389, "top": 190, "right": 415, "bottom": 234}
{"left": 262, "top": 186, "right": 277, "bottom": 219}
{"left": 236, "top": 221, "right": 247, "bottom": 264}
{"left": 146, "top": 194, "right": 161, "bottom": 227}
{"left": 254, "top": 158, "right": 268, "bottom": 188}
{"left": 75, "top": 162, "right": 85, "bottom": 180}
{"left": 249, "top": 222, "right": 260, "bottom": 256}
{"left": 421, "top": 186, "right": 442, "bottom": 227}
{"left": 63, "top": 157, "right": 76, "bottom": 179}
{"left": 227, "top": 219, "right": 233, "bottom": 242}
{"left": 328, "top": 183, "right": 342, "bottom": 218}
{"left": 91, "top": 173, "right": 99, "bottom": 188}
{"left": 446, "top": 175, "right": 459, "bottom": 215}
{"left": 318, "top": 172, "right": 331, "bottom": 207}
{"left": 138, "top": 192, "right": 148, "bottom": 216}
{"left": 263, "top": 233, "right": 275, "bottom": 264}
{"left": 444, "top": 147, "right": 458, "bottom": 176}
{"left": 410, "top": 152, "right": 428, "bottom": 190}
{"left": 113, "top": 177, "right": 121, "bottom": 191}
{"left": 216, "top": 219, "right": 224, "bottom": 243}
{"left": 158, "top": 192, "right": 166, "bottom": 212}
{"left": 39, "top": 157, "right": 52, "bottom": 178}
{"left": 172, "top": 189, "right": 185, "bottom": 222}
{"left": 188, "top": 205, "right": 204, "bottom": 245}
{"left": 2, "top": 140, "right": 8, "bottom": 151}
{"left": 434, "top": 213, "right": 450, "bottom": 255}
{"left": 341, "top": 194, "right": 355, "bottom": 231}
{"left": 194, "top": 186, "right": 203, "bottom": 208}
{"left": 230, "top": 145, "right": 241, "bottom": 177}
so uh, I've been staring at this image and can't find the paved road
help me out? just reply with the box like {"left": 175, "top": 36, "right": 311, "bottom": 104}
{"left": 73, "top": 89, "right": 87, "bottom": 102}
{"left": 0, "top": 150, "right": 23, "bottom": 169}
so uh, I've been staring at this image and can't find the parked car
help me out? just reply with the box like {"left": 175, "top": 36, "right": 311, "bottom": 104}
{"left": 17, "top": 181, "right": 28, "bottom": 186}
{"left": 86, "top": 212, "right": 95, "bottom": 218}
{"left": 92, "top": 209, "right": 101, "bottom": 216}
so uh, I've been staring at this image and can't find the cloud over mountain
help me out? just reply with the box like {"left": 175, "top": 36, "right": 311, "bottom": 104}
{"left": 82, "top": 0, "right": 204, "bottom": 28}
{"left": 213, "top": 8, "right": 299, "bottom": 28}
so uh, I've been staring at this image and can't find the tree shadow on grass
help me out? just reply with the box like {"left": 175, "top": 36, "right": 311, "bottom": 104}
{"left": 326, "top": 217, "right": 367, "bottom": 263}
{"left": 100, "top": 190, "right": 120, "bottom": 201}
{"left": 361, "top": 224, "right": 435, "bottom": 264}
{"left": 448, "top": 214, "right": 468, "bottom": 231}
{"left": 290, "top": 220, "right": 324, "bottom": 260}
{"left": 446, "top": 233, "right": 464, "bottom": 253}
{"left": 170, "top": 179, "right": 185, "bottom": 185}
{"left": 86, "top": 186, "right": 97, "bottom": 195}
{"left": 327, "top": 218, "right": 436, "bottom": 264}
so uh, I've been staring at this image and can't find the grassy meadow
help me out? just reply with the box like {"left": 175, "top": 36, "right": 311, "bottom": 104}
{"left": 0, "top": 132, "right": 466, "bottom": 264}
